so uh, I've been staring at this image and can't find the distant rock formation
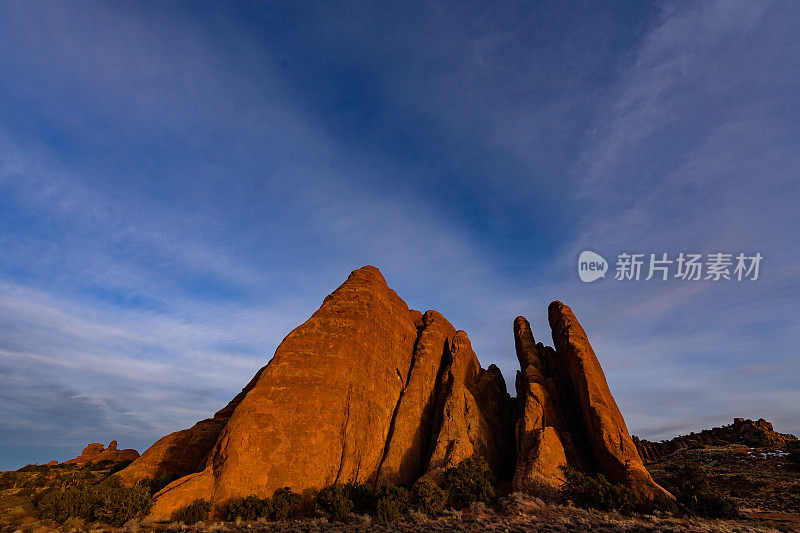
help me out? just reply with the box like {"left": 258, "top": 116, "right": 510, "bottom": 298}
{"left": 64, "top": 441, "right": 139, "bottom": 465}
{"left": 633, "top": 418, "right": 799, "bottom": 462}
{"left": 117, "top": 266, "right": 671, "bottom": 520}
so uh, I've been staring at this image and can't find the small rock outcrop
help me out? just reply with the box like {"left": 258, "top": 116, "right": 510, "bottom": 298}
{"left": 633, "top": 418, "right": 799, "bottom": 462}
{"left": 121, "top": 266, "right": 672, "bottom": 520}
{"left": 64, "top": 441, "right": 139, "bottom": 465}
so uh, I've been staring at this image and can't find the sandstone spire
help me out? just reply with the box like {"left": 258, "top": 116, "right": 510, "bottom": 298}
{"left": 513, "top": 316, "right": 571, "bottom": 494}
{"left": 546, "top": 301, "right": 672, "bottom": 500}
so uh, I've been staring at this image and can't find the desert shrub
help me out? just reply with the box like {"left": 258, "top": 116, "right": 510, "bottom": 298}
{"left": 270, "top": 487, "right": 302, "bottom": 520}
{"left": 36, "top": 485, "right": 94, "bottom": 523}
{"left": 344, "top": 482, "right": 377, "bottom": 514}
{"left": 648, "top": 491, "right": 680, "bottom": 514}
{"left": 5, "top": 505, "right": 28, "bottom": 527}
{"left": 140, "top": 473, "right": 181, "bottom": 495}
{"left": 54, "top": 469, "right": 95, "bottom": 490}
{"left": 221, "top": 495, "right": 272, "bottom": 521}
{"left": 373, "top": 484, "right": 410, "bottom": 523}
{"left": 467, "top": 500, "right": 489, "bottom": 516}
{"left": 316, "top": 484, "right": 353, "bottom": 521}
{"left": 444, "top": 455, "right": 497, "bottom": 508}
{"left": 660, "top": 464, "right": 739, "bottom": 518}
{"left": 61, "top": 516, "right": 87, "bottom": 530}
{"left": 18, "top": 464, "right": 51, "bottom": 473}
{"left": 35, "top": 478, "right": 152, "bottom": 526}
{"left": 94, "top": 479, "right": 152, "bottom": 525}
{"left": 374, "top": 497, "right": 401, "bottom": 523}
{"left": 172, "top": 498, "right": 211, "bottom": 524}
{"left": 693, "top": 491, "right": 739, "bottom": 518}
{"left": 411, "top": 479, "right": 446, "bottom": 517}
{"left": 0, "top": 471, "right": 20, "bottom": 490}
{"left": 497, "top": 492, "right": 529, "bottom": 516}
{"left": 560, "top": 467, "right": 637, "bottom": 513}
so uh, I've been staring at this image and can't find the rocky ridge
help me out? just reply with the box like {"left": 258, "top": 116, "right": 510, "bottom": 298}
{"left": 633, "top": 417, "right": 799, "bottom": 463}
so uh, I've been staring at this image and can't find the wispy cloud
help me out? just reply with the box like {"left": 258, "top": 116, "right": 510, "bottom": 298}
{"left": 546, "top": 0, "right": 800, "bottom": 439}
{"left": 0, "top": 0, "right": 797, "bottom": 468}
{"left": 0, "top": 3, "right": 526, "bottom": 467}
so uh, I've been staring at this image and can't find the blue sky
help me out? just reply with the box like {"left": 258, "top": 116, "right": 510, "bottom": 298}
{"left": 0, "top": 1, "right": 798, "bottom": 469}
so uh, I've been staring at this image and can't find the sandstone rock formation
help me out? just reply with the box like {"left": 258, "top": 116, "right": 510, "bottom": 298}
{"left": 375, "top": 310, "right": 455, "bottom": 486}
{"left": 633, "top": 418, "right": 799, "bottom": 462}
{"left": 124, "top": 266, "right": 671, "bottom": 520}
{"left": 512, "top": 304, "right": 671, "bottom": 501}
{"left": 140, "top": 266, "right": 515, "bottom": 520}
{"left": 513, "top": 316, "right": 576, "bottom": 495}
{"left": 64, "top": 441, "right": 139, "bottom": 465}
{"left": 422, "top": 331, "right": 516, "bottom": 484}
{"left": 545, "top": 302, "right": 671, "bottom": 501}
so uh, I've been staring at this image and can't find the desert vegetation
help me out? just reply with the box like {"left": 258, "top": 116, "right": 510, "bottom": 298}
{"left": 180, "top": 455, "right": 495, "bottom": 525}
{"left": 2, "top": 448, "right": 799, "bottom": 531}
{"left": 0, "top": 462, "right": 152, "bottom": 529}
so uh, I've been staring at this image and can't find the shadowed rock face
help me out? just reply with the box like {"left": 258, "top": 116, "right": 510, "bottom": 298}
{"left": 424, "top": 331, "right": 516, "bottom": 484}
{"left": 375, "top": 310, "right": 456, "bottom": 486}
{"left": 64, "top": 441, "right": 139, "bottom": 465}
{"left": 134, "top": 267, "right": 669, "bottom": 519}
